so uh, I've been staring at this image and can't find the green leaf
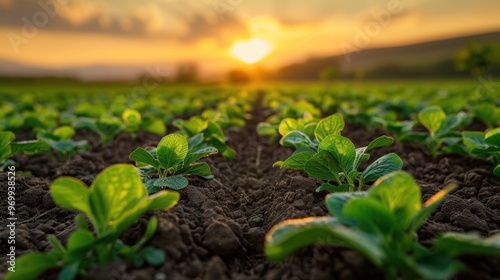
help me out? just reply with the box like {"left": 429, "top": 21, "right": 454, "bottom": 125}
{"left": 264, "top": 217, "right": 384, "bottom": 266}
{"left": 280, "top": 130, "right": 314, "bottom": 149}
{"left": 462, "top": 131, "right": 487, "bottom": 152}
{"left": 58, "top": 263, "right": 78, "bottom": 280}
{"left": 53, "top": 126, "right": 75, "bottom": 140}
{"left": 411, "top": 252, "right": 463, "bottom": 280}
{"left": 143, "top": 217, "right": 158, "bottom": 241}
{"left": 351, "top": 147, "right": 368, "bottom": 171}
{"left": 485, "top": 127, "right": 500, "bottom": 146}
{"left": 314, "top": 113, "right": 344, "bottom": 142}
{"left": 316, "top": 182, "right": 337, "bottom": 192}
{"left": 494, "top": 164, "right": 500, "bottom": 176}
{"left": 0, "top": 131, "right": 14, "bottom": 162}
{"left": 304, "top": 150, "right": 340, "bottom": 181}
{"left": 303, "top": 122, "right": 318, "bottom": 140}
{"left": 184, "top": 146, "right": 218, "bottom": 165}
{"left": 343, "top": 196, "right": 396, "bottom": 234}
{"left": 156, "top": 134, "right": 188, "bottom": 170}
{"left": 153, "top": 175, "right": 189, "bottom": 190}
{"left": 361, "top": 153, "right": 403, "bottom": 184}
{"left": 418, "top": 106, "right": 446, "bottom": 135}
{"left": 5, "top": 253, "right": 59, "bottom": 280}
{"left": 129, "top": 147, "right": 159, "bottom": 169}
{"left": 10, "top": 139, "right": 50, "bottom": 154}
{"left": 122, "top": 109, "right": 142, "bottom": 126}
{"left": 187, "top": 133, "right": 204, "bottom": 151}
{"left": 272, "top": 161, "right": 284, "bottom": 167}
{"left": 141, "top": 247, "right": 165, "bottom": 266}
{"left": 51, "top": 177, "right": 91, "bottom": 214}
{"left": 257, "top": 122, "right": 278, "bottom": 137}
{"left": 205, "top": 121, "right": 225, "bottom": 143}
{"left": 279, "top": 118, "right": 302, "bottom": 136}
{"left": 148, "top": 190, "right": 180, "bottom": 210}
{"left": 175, "top": 163, "right": 212, "bottom": 177}
{"left": 74, "top": 214, "right": 88, "bottom": 230}
{"left": 435, "top": 112, "right": 468, "bottom": 137}
{"left": 177, "top": 117, "right": 206, "bottom": 136}
{"left": 141, "top": 118, "right": 166, "bottom": 136}
{"left": 65, "top": 229, "right": 96, "bottom": 263}
{"left": 318, "top": 135, "right": 356, "bottom": 172}
{"left": 326, "top": 192, "right": 367, "bottom": 226}
{"left": 280, "top": 151, "right": 314, "bottom": 170}
{"left": 206, "top": 136, "right": 234, "bottom": 160}
{"left": 435, "top": 232, "right": 500, "bottom": 257}
{"left": 367, "top": 171, "right": 421, "bottom": 231}
{"left": 366, "top": 135, "right": 394, "bottom": 151}
{"left": 48, "top": 235, "right": 66, "bottom": 253}
{"left": 88, "top": 164, "right": 145, "bottom": 234}
{"left": 398, "top": 132, "right": 428, "bottom": 143}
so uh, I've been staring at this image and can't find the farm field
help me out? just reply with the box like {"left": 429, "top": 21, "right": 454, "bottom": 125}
{"left": 1, "top": 80, "right": 500, "bottom": 280}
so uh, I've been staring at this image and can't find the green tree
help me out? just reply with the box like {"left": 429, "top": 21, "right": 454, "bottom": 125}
{"left": 455, "top": 40, "right": 499, "bottom": 77}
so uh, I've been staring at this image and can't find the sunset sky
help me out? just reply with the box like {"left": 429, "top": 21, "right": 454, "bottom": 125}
{"left": 1, "top": 0, "right": 499, "bottom": 79}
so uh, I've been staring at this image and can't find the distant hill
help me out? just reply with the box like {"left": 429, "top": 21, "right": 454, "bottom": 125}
{"left": 267, "top": 31, "right": 500, "bottom": 80}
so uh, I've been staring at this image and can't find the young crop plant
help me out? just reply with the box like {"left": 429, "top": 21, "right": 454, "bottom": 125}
{"left": 202, "top": 101, "right": 251, "bottom": 130}
{"left": 173, "top": 116, "right": 235, "bottom": 159}
{"left": 0, "top": 131, "right": 50, "bottom": 170}
{"left": 73, "top": 116, "right": 125, "bottom": 144}
{"left": 274, "top": 113, "right": 403, "bottom": 192}
{"left": 265, "top": 171, "right": 500, "bottom": 280}
{"left": 463, "top": 127, "right": 500, "bottom": 176}
{"left": 405, "top": 106, "right": 469, "bottom": 157}
{"left": 120, "top": 108, "right": 166, "bottom": 136}
{"left": 258, "top": 112, "right": 318, "bottom": 143}
{"left": 5, "top": 164, "right": 180, "bottom": 280}
{"left": 130, "top": 133, "right": 218, "bottom": 194}
{"left": 38, "top": 126, "right": 89, "bottom": 157}
{"left": 257, "top": 99, "right": 322, "bottom": 140}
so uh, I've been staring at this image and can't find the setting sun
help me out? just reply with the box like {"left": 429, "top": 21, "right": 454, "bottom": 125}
{"left": 230, "top": 39, "right": 272, "bottom": 64}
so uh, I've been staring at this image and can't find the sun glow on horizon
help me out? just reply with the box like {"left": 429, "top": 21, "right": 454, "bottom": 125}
{"left": 230, "top": 38, "right": 272, "bottom": 64}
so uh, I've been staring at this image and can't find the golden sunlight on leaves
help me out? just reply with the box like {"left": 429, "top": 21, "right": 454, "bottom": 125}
{"left": 230, "top": 38, "right": 272, "bottom": 64}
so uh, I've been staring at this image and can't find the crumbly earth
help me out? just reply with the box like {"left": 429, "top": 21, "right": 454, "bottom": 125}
{"left": 1, "top": 102, "right": 499, "bottom": 280}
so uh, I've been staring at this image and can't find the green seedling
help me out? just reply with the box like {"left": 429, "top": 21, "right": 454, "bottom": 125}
{"left": 404, "top": 106, "right": 469, "bottom": 157}
{"left": 173, "top": 116, "right": 235, "bottom": 159}
{"left": 257, "top": 111, "right": 317, "bottom": 142}
{"left": 274, "top": 113, "right": 402, "bottom": 192}
{"left": 38, "top": 126, "right": 88, "bottom": 157}
{"left": 0, "top": 131, "right": 50, "bottom": 170}
{"left": 277, "top": 113, "right": 345, "bottom": 151}
{"left": 122, "top": 109, "right": 142, "bottom": 133}
{"left": 5, "top": 164, "right": 179, "bottom": 280}
{"left": 202, "top": 102, "right": 250, "bottom": 129}
{"left": 265, "top": 171, "right": 500, "bottom": 280}
{"left": 130, "top": 133, "right": 217, "bottom": 194}
{"left": 463, "top": 127, "right": 500, "bottom": 176}
{"left": 74, "top": 116, "right": 124, "bottom": 144}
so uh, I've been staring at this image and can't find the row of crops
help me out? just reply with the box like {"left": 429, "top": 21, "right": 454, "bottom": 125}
{"left": 1, "top": 82, "right": 500, "bottom": 279}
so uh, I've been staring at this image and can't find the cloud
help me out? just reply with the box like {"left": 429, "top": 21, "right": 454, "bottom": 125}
{"left": 0, "top": 0, "right": 248, "bottom": 42}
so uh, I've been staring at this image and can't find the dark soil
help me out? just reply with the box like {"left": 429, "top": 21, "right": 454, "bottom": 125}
{"left": 1, "top": 102, "right": 499, "bottom": 280}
